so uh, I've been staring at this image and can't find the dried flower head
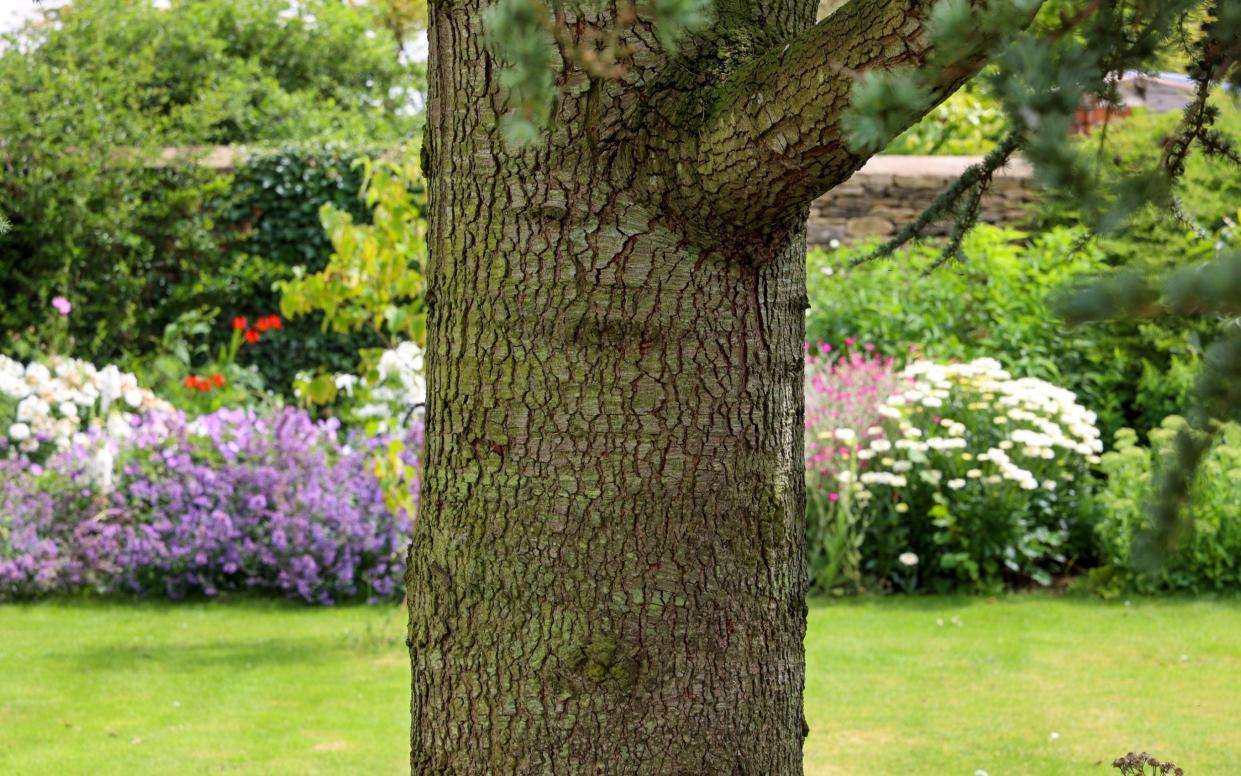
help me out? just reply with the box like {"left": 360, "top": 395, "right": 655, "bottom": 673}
{"left": 1112, "top": 751, "right": 1185, "bottom": 776}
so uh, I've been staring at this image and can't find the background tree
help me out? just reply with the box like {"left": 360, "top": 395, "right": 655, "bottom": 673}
{"left": 0, "top": 0, "right": 424, "bottom": 372}
{"left": 407, "top": 0, "right": 1239, "bottom": 772}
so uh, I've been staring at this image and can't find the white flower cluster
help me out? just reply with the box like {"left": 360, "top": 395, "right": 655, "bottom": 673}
{"left": 0, "top": 354, "right": 171, "bottom": 457}
{"left": 375, "top": 341, "right": 427, "bottom": 406}
{"left": 841, "top": 358, "right": 1103, "bottom": 507}
{"left": 904, "top": 358, "right": 1102, "bottom": 451}
{"left": 302, "top": 341, "right": 427, "bottom": 434}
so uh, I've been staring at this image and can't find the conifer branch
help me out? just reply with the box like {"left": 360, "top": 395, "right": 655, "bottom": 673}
{"left": 850, "top": 131, "right": 1021, "bottom": 268}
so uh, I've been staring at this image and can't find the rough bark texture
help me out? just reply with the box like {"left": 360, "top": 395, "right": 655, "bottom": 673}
{"left": 697, "top": 0, "right": 996, "bottom": 228}
{"left": 407, "top": 1, "right": 975, "bottom": 772}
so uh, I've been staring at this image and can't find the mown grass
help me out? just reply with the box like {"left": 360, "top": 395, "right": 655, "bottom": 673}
{"left": 0, "top": 599, "right": 408, "bottom": 774}
{"left": 1, "top": 596, "right": 1238, "bottom": 774}
{"left": 802, "top": 596, "right": 1241, "bottom": 775}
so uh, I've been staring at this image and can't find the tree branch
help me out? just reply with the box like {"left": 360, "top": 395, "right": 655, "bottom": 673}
{"left": 693, "top": 0, "right": 997, "bottom": 229}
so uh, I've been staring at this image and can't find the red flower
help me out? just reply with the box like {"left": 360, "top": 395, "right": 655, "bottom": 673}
{"left": 244, "top": 328, "right": 261, "bottom": 344}
{"left": 256, "top": 314, "right": 281, "bottom": 332}
{"left": 232, "top": 316, "right": 248, "bottom": 331}
{"left": 267, "top": 315, "right": 282, "bottom": 330}
{"left": 183, "top": 375, "right": 213, "bottom": 392}
{"left": 210, "top": 372, "right": 226, "bottom": 388}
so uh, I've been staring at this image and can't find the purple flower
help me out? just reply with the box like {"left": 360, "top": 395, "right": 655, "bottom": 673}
{"left": 51, "top": 296, "right": 72, "bottom": 316}
{"left": 0, "top": 407, "right": 422, "bottom": 604}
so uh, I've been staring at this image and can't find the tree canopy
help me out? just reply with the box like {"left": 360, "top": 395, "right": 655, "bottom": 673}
{"left": 0, "top": 0, "right": 425, "bottom": 144}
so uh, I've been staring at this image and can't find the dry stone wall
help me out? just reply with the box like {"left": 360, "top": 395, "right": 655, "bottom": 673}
{"left": 807, "top": 155, "right": 1037, "bottom": 248}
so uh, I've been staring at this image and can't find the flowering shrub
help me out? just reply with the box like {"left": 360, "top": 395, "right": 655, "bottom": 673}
{"left": 290, "top": 340, "right": 428, "bottom": 520}
{"left": 1092, "top": 417, "right": 1241, "bottom": 594}
{"left": 0, "top": 407, "right": 421, "bottom": 604}
{"left": 804, "top": 354, "right": 1104, "bottom": 593}
{"left": 803, "top": 341, "right": 906, "bottom": 592}
{"left": 859, "top": 358, "right": 1103, "bottom": 592}
{"left": 0, "top": 355, "right": 172, "bottom": 462}
{"left": 807, "top": 225, "right": 1221, "bottom": 445}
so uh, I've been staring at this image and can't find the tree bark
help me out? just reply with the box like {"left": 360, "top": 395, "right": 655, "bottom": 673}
{"left": 696, "top": 0, "right": 1000, "bottom": 229}
{"left": 407, "top": 0, "right": 984, "bottom": 772}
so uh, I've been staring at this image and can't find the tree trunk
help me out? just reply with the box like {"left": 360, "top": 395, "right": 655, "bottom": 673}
{"left": 407, "top": 14, "right": 810, "bottom": 775}
{"left": 407, "top": 176, "right": 809, "bottom": 770}
{"left": 408, "top": 184, "right": 808, "bottom": 771}
{"left": 407, "top": 0, "right": 960, "bottom": 771}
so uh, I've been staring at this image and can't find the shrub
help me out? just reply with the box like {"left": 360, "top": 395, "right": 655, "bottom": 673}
{"left": 862, "top": 359, "right": 1102, "bottom": 592}
{"left": 278, "top": 154, "right": 428, "bottom": 350}
{"left": 214, "top": 145, "right": 390, "bottom": 393}
{"left": 804, "top": 355, "right": 1103, "bottom": 594}
{"left": 1093, "top": 417, "right": 1241, "bottom": 594}
{"left": 1038, "top": 97, "right": 1241, "bottom": 262}
{"left": 295, "top": 341, "right": 428, "bottom": 436}
{"left": 0, "top": 354, "right": 172, "bottom": 463}
{"left": 884, "top": 80, "right": 1006, "bottom": 156}
{"left": 0, "top": 0, "right": 420, "bottom": 395}
{"left": 290, "top": 339, "right": 428, "bottom": 517}
{"left": 0, "top": 407, "right": 421, "bottom": 604}
{"left": 0, "top": 145, "right": 395, "bottom": 399}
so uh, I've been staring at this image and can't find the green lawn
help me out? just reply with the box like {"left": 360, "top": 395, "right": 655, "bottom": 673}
{"left": 1, "top": 597, "right": 1238, "bottom": 775}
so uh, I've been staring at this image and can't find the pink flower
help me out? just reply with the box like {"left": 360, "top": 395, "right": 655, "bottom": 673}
{"left": 51, "top": 296, "right": 72, "bottom": 316}
{"left": 845, "top": 336, "right": 856, "bottom": 346}
{"left": 828, "top": 493, "right": 840, "bottom": 502}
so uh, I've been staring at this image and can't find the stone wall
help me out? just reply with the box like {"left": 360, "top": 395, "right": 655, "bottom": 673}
{"left": 151, "top": 148, "right": 1039, "bottom": 250}
{"left": 807, "top": 155, "right": 1037, "bottom": 248}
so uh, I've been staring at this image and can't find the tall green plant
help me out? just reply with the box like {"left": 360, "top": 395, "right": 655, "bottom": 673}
{"left": 279, "top": 153, "right": 428, "bottom": 359}
{"left": 1093, "top": 417, "right": 1241, "bottom": 593}
{"left": 278, "top": 152, "right": 429, "bottom": 516}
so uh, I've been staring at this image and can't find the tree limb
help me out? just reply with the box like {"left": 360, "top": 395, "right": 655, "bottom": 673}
{"left": 693, "top": 0, "right": 998, "bottom": 229}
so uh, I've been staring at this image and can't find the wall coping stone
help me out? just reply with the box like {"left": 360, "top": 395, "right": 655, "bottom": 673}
{"left": 854, "top": 155, "right": 1033, "bottom": 178}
